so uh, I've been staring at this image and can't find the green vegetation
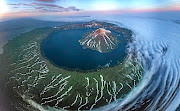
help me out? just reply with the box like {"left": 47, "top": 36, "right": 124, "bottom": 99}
{"left": 1, "top": 21, "right": 143, "bottom": 110}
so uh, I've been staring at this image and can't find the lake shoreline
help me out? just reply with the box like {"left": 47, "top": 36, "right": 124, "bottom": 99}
{"left": 40, "top": 20, "right": 132, "bottom": 72}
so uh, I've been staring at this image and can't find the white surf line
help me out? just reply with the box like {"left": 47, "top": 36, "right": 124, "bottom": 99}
{"left": 133, "top": 80, "right": 136, "bottom": 86}
{"left": 41, "top": 81, "right": 68, "bottom": 101}
{"left": 26, "top": 60, "right": 43, "bottom": 70}
{"left": 107, "top": 81, "right": 124, "bottom": 104}
{"left": 53, "top": 76, "right": 70, "bottom": 87}
{"left": 10, "top": 42, "right": 36, "bottom": 61}
{"left": 40, "top": 74, "right": 62, "bottom": 96}
{"left": 32, "top": 75, "right": 42, "bottom": 88}
{"left": 112, "top": 81, "right": 124, "bottom": 102}
{"left": 77, "top": 77, "right": 91, "bottom": 110}
{"left": 62, "top": 105, "right": 71, "bottom": 110}
{"left": 24, "top": 76, "right": 39, "bottom": 93}
{"left": 112, "top": 81, "right": 117, "bottom": 102}
{"left": 42, "top": 76, "right": 70, "bottom": 98}
{"left": 78, "top": 97, "right": 89, "bottom": 111}
{"left": 129, "top": 59, "right": 142, "bottom": 81}
{"left": 22, "top": 42, "right": 37, "bottom": 51}
{"left": 85, "top": 77, "right": 90, "bottom": 90}
{"left": 71, "top": 94, "right": 79, "bottom": 106}
{"left": 90, "top": 78, "right": 99, "bottom": 110}
{"left": 28, "top": 64, "right": 48, "bottom": 87}
{"left": 12, "top": 53, "right": 37, "bottom": 66}
{"left": 118, "top": 83, "right": 124, "bottom": 93}
{"left": 10, "top": 50, "right": 39, "bottom": 70}
{"left": 90, "top": 75, "right": 106, "bottom": 110}
{"left": 126, "top": 75, "right": 133, "bottom": 80}
{"left": 46, "top": 86, "right": 73, "bottom": 107}
{"left": 126, "top": 81, "right": 132, "bottom": 89}
{"left": 19, "top": 51, "right": 35, "bottom": 62}
{"left": 106, "top": 82, "right": 113, "bottom": 104}
{"left": 79, "top": 96, "right": 83, "bottom": 106}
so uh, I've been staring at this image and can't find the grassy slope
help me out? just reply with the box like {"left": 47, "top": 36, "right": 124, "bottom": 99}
{"left": 1, "top": 24, "right": 143, "bottom": 110}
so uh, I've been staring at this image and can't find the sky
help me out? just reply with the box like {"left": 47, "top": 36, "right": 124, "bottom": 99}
{"left": 0, "top": 0, "right": 180, "bottom": 19}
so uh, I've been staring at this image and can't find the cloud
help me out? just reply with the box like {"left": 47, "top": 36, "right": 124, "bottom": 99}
{"left": 34, "top": 0, "right": 59, "bottom": 3}
{"left": 34, "top": 7, "right": 44, "bottom": 9}
{"left": 8, "top": 3, "right": 82, "bottom": 12}
{"left": 31, "top": 3, "right": 63, "bottom": 8}
{"left": 66, "top": 6, "right": 81, "bottom": 11}
{"left": 7, "top": 3, "right": 32, "bottom": 6}
{"left": 7, "top": 4, "right": 17, "bottom": 5}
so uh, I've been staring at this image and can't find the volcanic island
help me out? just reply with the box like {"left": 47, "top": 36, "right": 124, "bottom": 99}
{"left": 79, "top": 28, "right": 120, "bottom": 53}
{"left": 0, "top": 20, "right": 144, "bottom": 111}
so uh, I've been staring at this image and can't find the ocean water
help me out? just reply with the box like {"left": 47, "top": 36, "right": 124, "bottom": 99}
{"left": 42, "top": 29, "right": 126, "bottom": 71}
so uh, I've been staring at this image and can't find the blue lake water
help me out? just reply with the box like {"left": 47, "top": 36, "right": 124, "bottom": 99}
{"left": 41, "top": 28, "right": 126, "bottom": 71}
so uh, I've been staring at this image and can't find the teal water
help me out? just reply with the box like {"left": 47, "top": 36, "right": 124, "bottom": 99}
{"left": 42, "top": 28, "right": 126, "bottom": 71}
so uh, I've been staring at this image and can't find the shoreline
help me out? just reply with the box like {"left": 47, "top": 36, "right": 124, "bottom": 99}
{"left": 40, "top": 20, "right": 132, "bottom": 73}
{"left": 1, "top": 20, "right": 143, "bottom": 110}
{"left": 40, "top": 29, "right": 126, "bottom": 73}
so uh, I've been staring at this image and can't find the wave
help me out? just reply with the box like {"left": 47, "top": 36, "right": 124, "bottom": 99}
{"left": 94, "top": 15, "right": 180, "bottom": 111}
